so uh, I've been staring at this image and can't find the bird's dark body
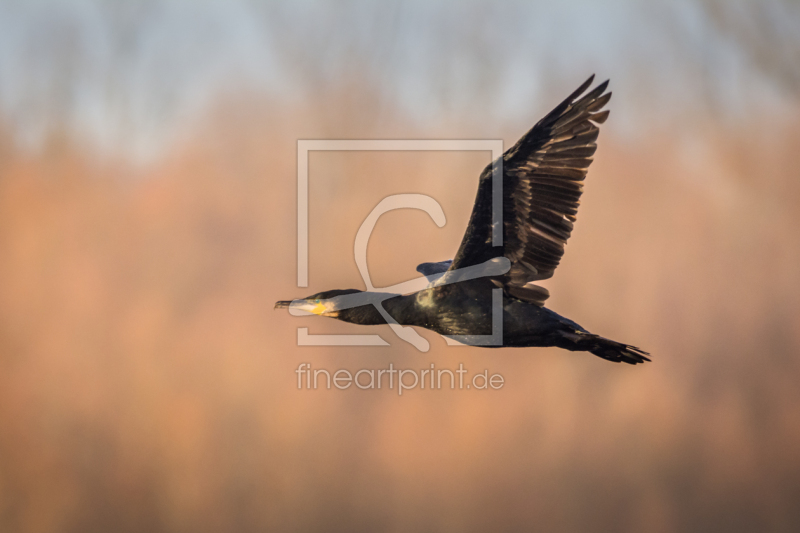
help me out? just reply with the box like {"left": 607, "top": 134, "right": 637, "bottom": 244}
{"left": 398, "top": 282, "right": 578, "bottom": 344}
{"left": 277, "top": 75, "right": 650, "bottom": 365}
{"left": 311, "top": 284, "right": 648, "bottom": 363}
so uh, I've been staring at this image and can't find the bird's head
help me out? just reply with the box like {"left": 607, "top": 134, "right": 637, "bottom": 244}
{"left": 275, "top": 289, "right": 364, "bottom": 317}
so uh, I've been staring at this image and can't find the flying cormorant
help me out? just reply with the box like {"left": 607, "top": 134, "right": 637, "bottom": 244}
{"left": 276, "top": 76, "right": 650, "bottom": 364}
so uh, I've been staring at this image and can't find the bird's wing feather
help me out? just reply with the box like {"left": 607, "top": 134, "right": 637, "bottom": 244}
{"left": 448, "top": 75, "right": 611, "bottom": 304}
{"left": 416, "top": 260, "right": 453, "bottom": 281}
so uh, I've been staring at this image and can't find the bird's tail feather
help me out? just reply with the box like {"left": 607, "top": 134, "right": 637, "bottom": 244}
{"left": 561, "top": 330, "right": 651, "bottom": 365}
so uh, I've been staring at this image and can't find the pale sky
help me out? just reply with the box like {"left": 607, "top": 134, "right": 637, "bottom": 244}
{"left": 0, "top": 0, "right": 791, "bottom": 160}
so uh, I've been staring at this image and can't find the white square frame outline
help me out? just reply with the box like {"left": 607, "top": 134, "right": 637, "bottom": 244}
{"left": 297, "top": 139, "right": 504, "bottom": 347}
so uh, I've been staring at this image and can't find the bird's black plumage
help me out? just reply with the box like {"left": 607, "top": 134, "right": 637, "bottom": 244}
{"left": 276, "top": 76, "right": 650, "bottom": 364}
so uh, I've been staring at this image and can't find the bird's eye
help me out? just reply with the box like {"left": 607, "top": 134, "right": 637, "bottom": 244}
{"left": 314, "top": 299, "right": 320, "bottom": 303}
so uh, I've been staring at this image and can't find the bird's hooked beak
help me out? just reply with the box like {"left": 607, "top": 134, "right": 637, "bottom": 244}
{"left": 274, "top": 299, "right": 339, "bottom": 317}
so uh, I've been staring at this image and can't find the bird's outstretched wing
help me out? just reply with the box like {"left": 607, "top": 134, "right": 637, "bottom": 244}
{"left": 448, "top": 75, "right": 611, "bottom": 305}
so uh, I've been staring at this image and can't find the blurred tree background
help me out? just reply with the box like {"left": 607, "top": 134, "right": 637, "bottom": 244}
{"left": 1, "top": 1, "right": 799, "bottom": 532}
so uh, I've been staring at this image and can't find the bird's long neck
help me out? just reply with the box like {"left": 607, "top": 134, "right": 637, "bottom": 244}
{"left": 336, "top": 293, "right": 421, "bottom": 326}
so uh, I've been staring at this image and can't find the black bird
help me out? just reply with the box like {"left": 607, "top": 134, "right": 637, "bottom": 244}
{"left": 276, "top": 76, "right": 650, "bottom": 364}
